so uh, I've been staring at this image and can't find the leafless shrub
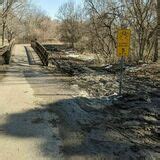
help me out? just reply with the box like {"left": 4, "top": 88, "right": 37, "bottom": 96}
{"left": 57, "top": 0, "right": 158, "bottom": 64}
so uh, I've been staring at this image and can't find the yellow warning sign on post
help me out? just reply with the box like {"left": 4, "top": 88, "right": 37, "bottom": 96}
{"left": 117, "top": 29, "right": 131, "bottom": 57}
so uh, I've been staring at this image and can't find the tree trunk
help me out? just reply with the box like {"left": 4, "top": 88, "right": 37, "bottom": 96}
{"left": 2, "top": 21, "right": 5, "bottom": 46}
{"left": 71, "top": 41, "right": 74, "bottom": 49}
{"left": 154, "top": 36, "right": 158, "bottom": 62}
{"left": 154, "top": 0, "right": 160, "bottom": 62}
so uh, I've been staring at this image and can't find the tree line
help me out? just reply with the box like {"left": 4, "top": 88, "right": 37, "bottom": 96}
{"left": 0, "top": 0, "right": 159, "bottom": 63}
{"left": 57, "top": 0, "right": 159, "bottom": 63}
{"left": 0, "top": 0, "right": 58, "bottom": 45}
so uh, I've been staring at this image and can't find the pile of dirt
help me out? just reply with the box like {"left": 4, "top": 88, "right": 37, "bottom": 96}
{"left": 70, "top": 63, "right": 160, "bottom": 97}
{"left": 49, "top": 91, "right": 160, "bottom": 159}
{"left": 48, "top": 52, "right": 94, "bottom": 76}
{"left": 71, "top": 73, "right": 119, "bottom": 97}
{"left": 124, "top": 63, "right": 160, "bottom": 95}
{"left": 47, "top": 62, "right": 160, "bottom": 159}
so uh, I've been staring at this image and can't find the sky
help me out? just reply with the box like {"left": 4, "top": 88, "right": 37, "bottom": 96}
{"left": 32, "top": 0, "right": 82, "bottom": 19}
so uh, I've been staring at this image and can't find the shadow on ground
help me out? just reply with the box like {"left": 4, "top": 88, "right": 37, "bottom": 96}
{"left": 0, "top": 92, "right": 159, "bottom": 160}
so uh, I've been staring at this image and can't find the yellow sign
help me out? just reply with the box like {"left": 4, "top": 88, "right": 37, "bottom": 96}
{"left": 117, "top": 29, "right": 131, "bottom": 57}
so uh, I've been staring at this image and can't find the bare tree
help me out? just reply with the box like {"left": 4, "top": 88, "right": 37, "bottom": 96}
{"left": 57, "top": 1, "right": 83, "bottom": 48}
{"left": 84, "top": 0, "right": 120, "bottom": 62}
{"left": 18, "top": 5, "right": 58, "bottom": 43}
{"left": 124, "top": 0, "right": 157, "bottom": 62}
{"left": 2, "top": 0, "right": 14, "bottom": 45}
{"left": 154, "top": 0, "right": 160, "bottom": 62}
{"left": 1, "top": 0, "right": 26, "bottom": 45}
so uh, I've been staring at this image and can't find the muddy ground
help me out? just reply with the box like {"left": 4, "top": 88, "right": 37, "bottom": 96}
{"left": 41, "top": 45, "right": 160, "bottom": 159}
{"left": 47, "top": 51, "right": 160, "bottom": 159}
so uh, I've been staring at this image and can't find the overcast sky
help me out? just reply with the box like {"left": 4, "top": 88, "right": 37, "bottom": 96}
{"left": 32, "top": 0, "right": 82, "bottom": 19}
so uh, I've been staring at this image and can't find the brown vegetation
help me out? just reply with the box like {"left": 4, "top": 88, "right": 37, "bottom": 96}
{"left": 0, "top": 0, "right": 58, "bottom": 45}
{"left": 57, "top": 0, "right": 159, "bottom": 63}
{"left": 0, "top": 0, "right": 159, "bottom": 63}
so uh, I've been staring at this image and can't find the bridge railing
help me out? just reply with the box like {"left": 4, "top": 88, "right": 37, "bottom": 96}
{"left": 0, "top": 40, "right": 15, "bottom": 64}
{"left": 31, "top": 40, "right": 49, "bottom": 66}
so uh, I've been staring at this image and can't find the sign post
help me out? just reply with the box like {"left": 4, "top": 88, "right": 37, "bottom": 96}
{"left": 119, "top": 55, "right": 124, "bottom": 96}
{"left": 117, "top": 29, "right": 131, "bottom": 96}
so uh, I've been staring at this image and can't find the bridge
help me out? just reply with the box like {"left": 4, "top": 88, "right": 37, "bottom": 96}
{"left": 0, "top": 44, "right": 77, "bottom": 160}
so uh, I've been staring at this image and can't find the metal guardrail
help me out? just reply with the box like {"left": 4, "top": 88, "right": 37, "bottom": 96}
{"left": 31, "top": 40, "right": 49, "bottom": 66}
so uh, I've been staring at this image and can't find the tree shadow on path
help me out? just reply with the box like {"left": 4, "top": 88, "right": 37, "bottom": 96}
{"left": 0, "top": 93, "right": 159, "bottom": 159}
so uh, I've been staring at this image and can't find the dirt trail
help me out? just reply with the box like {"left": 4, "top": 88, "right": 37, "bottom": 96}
{"left": 0, "top": 44, "right": 77, "bottom": 160}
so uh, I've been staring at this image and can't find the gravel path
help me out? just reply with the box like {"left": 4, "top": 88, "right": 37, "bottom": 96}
{"left": 0, "top": 44, "right": 77, "bottom": 160}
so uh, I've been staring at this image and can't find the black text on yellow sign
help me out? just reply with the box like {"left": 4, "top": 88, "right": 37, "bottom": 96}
{"left": 117, "top": 29, "right": 131, "bottom": 57}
